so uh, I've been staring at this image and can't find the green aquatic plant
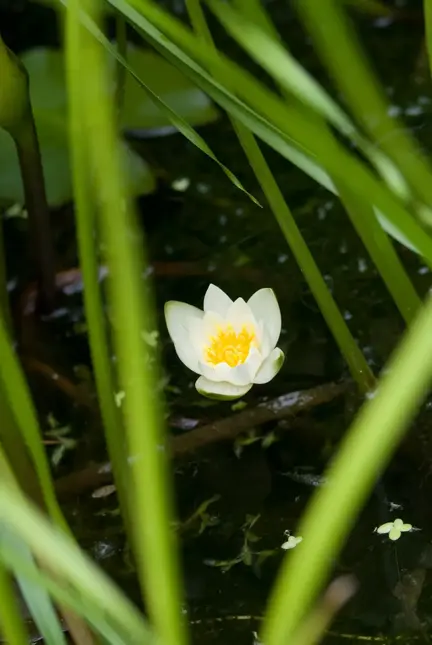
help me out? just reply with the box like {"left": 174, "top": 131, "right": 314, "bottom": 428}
{"left": 1, "top": 1, "right": 432, "bottom": 645}
{"left": 375, "top": 518, "right": 416, "bottom": 542}
{"left": 0, "top": 34, "right": 55, "bottom": 309}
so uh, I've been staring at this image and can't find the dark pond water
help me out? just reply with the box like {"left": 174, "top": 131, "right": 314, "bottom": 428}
{"left": 2, "top": 0, "right": 432, "bottom": 643}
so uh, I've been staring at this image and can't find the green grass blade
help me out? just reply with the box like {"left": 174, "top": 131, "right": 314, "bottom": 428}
{"left": 65, "top": 0, "right": 132, "bottom": 538}
{"left": 424, "top": 0, "right": 432, "bottom": 77}
{"left": 3, "top": 533, "right": 68, "bottom": 645}
{"left": 109, "top": 0, "right": 432, "bottom": 265}
{"left": 296, "top": 0, "right": 432, "bottom": 208}
{"left": 0, "top": 484, "right": 153, "bottom": 644}
{"left": 206, "top": 0, "right": 411, "bottom": 203}
{"left": 0, "top": 561, "right": 28, "bottom": 645}
{"left": 235, "top": 122, "right": 375, "bottom": 391}
{"left": 56, "top": 0, "right": 259, "bottom": 204}
{"left": 184, "top": 0, "right": 374, "bottom": 391}
{"left": 335, "top": 180, "right": 420, "bottom": 323}
{"left": 75, "top": 2, "right": 188, "bottom": 645}
{"left": 0, "top": 315, "right": 67, "bottom": 531}
{"left": 0, "top": 546, "right": 137, "bottom": 645}
{"left": 206, "top": 0, "right": 419, "bottom": 322}
{"left": 262, "top": 294, "right": 432, "bottom": 645}
{"left": 233, "top": 0, "right": 280, "bottom": 37}
{"left": 115, "top": 13, "right": 127, "bottom": 117}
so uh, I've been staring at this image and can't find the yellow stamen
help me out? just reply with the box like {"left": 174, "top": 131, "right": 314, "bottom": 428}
{"left": 205, "top": 325, "right": 256, "bottom": 368}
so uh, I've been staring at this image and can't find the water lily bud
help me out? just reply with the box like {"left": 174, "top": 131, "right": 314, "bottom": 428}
{"left": 0, "top": 34, "right": 29, "bottom": 135}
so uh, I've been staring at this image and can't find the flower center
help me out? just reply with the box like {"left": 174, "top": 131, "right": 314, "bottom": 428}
{"left": 205, "top": 325, "right": 256, "bottom": 368}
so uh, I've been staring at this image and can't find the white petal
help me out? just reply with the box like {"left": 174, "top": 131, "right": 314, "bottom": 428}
{"left": 389, "top": 527, "right": 401, "bottom": 541}
{"left": 164, "top": 301, "right": 203, "bottom": 373}
{"left": 201, "top": 310, "right": 226, "bottom": 339}
{"left": 199, "top": 361, "right": 251, "bottom": 386}
{"left": 253, "top": 348, "right": 285, "bottom": 384}
{"left": 244, "top": 347, "right": 263, "bottom": 381}
{"left": 226, "top": 298, "right": 257, "bottom": 332}
{"left": 204, "top": 284, "right": 233, "bottom": 316}
{"left": 199, "top": 361, "right": 233, "bottom": 383}
{"left": 195, "top": 376, "right": 252, "bottom": 400}
{"left": 189, "top": 317, "right": 207, "bottom": 353}
{"left": 376, "top": 522, "right": 392, "bottom": 534}
{"left": 248, "top": 289, "right": 282, "bottom": 351}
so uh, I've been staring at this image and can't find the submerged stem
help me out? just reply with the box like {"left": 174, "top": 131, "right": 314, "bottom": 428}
{"left": 0, "top": 34, "right": 55, "bottom": 312}
{"left": 15, "top": 116, "right": 56, "bottom": 312}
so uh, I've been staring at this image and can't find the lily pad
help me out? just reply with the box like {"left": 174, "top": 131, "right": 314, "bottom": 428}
{"left": 0, "top": 45, "right": 218, "bottom": 206}
{"left": 0, "top": 116, "right": 156, "bottom": 207}
{"left": 112, "top": 47, "right": 219, "bottom": 131}
{"left": 20, "top": 46, "right": 218, "bottom": 132}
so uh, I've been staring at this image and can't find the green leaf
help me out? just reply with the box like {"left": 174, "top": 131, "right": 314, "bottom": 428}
{"left": 115, "top": 46, "right": 219, "bottom": 131}
{"left": 0, "top": 121, "right": 155, "bottom": 206}
{"left": 97, "top": 37, "right": 258, "bottom": 203}
{"left": 107, "top": 0, "right": 432, "bottom": 261}
{"left": 0, "top": 44, "right": 219, "bottom": 206}
{"left": 0, "top": 530, "right": 68, "bottom": 645}
{"left": 0, "top": 485, "right": 153, "bottom": 645}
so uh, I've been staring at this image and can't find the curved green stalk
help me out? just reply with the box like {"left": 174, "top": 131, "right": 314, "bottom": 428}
{"left": 425, "top": 1, "right": 432, "bottom": 75}
{"left": 0, "top": 563, "right": 28, "bottom": 645}
{"left": 0, "top": 483, "right": 153, "bottom": 644}
{"left": 234, "top": 126, "right": 375, "bottom": 391}
{"left": 74, "top": 2, "right": 188, "bottom": 645}
{"left": 296, "top": 0, "right": 432, "bottom": 209}
{"left": 110, "top": 0, "right": 432, "bottom": 267}
{"left": 261, "top": 294, "right": 432, "bottom": 645}
{"left": 185, "top": 0, "right": 374, "bottom": 393}
{"left": 0, "top": 35, "right": 55, "bottom": 311}
{"left": 335, "top": 181, "right": 420, "bottom": 324}
{"left": 208, "top": 0, "right": 420, "bottom": 323}
{"left": 115, "top": 13, "right": 127, "bottom": 117}
{"left": 65, "top": 0, "right": 132, "bottom": 545}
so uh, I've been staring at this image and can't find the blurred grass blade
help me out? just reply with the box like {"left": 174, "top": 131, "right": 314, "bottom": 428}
{"left": 424, "top": 0, "right": 432, "bottom": 78}
{"left": 185, "top": 0, "right": 374, "bottom": 392}
{"left": 74, "top": 2, "right": 188, "bottom": 645}
{"left": 0, "top": 561, "right": 28, "bottom": 645}
{"left": 208, "top": 0, "right": 355, "bottom": 137}
{"left": 98, "top": 37, "right": 259, "bottom": 204}
{"left": 65, "top": 0, "right": 132, "bottom": 537}
{"left": 206, "top": 0, "right": 411, "bottom": 202}
{"left": 0, "top": 531, "right": 68, "bottom": 645}
{"left": 236, "top": 124, "right": 375, "bottom": 391}
{"left": 262, "top": 295, "right": 432, "bottom": 645}
{"left": 115, "top": 13, "right": 127, "bottom": 117}
{"left": 209, "top": 0, "right": 419, "bottom": 322}
{"left": 107, "top": 0, "right": 432, "bottom": 264}
{"left": 296, "top": 0, "right": 432, "bottom": 208}
{"left": 56, "top": 0, "right": 259, "bottom": 203}
{"left": 335, "top": 181, "right": 420, "bottom": 323}
{"left": 0, "top": 483, "right": 153, "bottom": 644}
{"left": 289, "top": 576, "right": 357, "bottom": 645}
{"left": 0, "top": 315, "right": 67, "bottom": 531}
{"left": 0, "top": 537, "right": 141, "bottom": 645}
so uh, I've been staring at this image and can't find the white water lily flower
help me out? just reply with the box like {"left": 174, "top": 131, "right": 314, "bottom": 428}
{"left": 375, "top": 518, "right": 414, "bottom": 541}
{"left": 164, "top": 284, "right": 284, "bottom": 400}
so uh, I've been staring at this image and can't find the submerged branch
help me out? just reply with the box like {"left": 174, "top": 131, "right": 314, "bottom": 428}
{"left": 55, "top": 380, "right": 350, "bottom": 499}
